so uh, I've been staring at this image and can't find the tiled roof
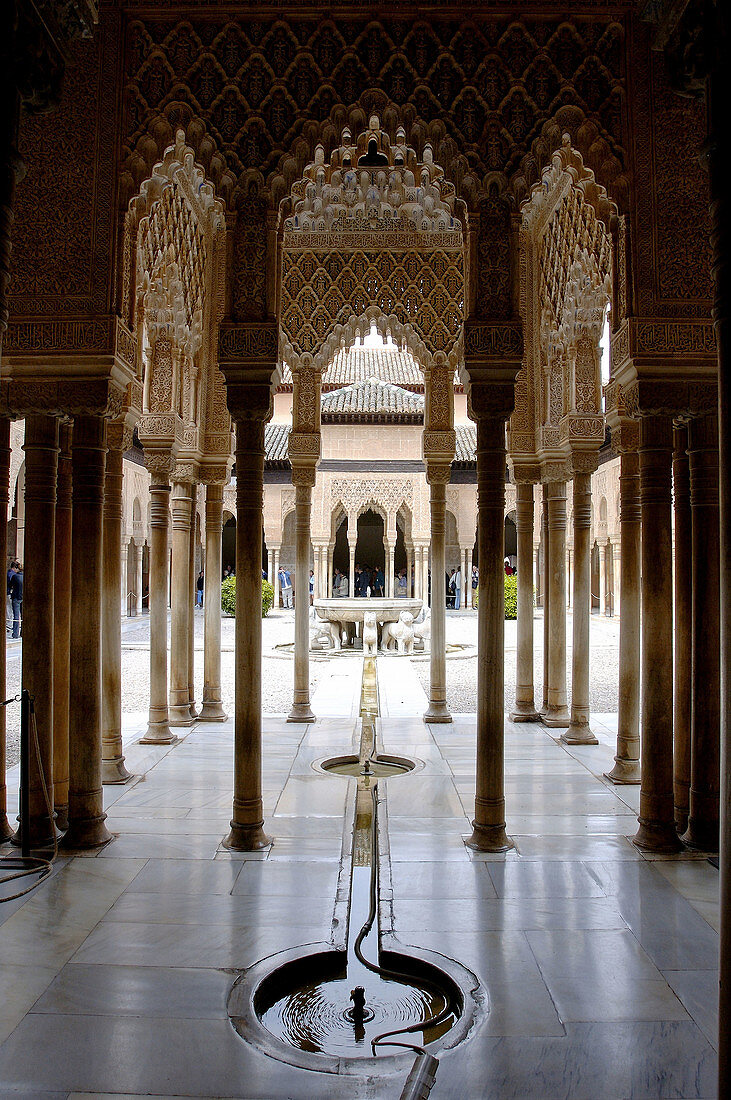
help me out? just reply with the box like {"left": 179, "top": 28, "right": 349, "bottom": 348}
{"left": 455, "top": 423, "right": 477, "bottom": 464}
{"left": 320, "top": 377, "right": 424, "bottom": 421}
{"left": 264, "top": 422, "right": 291, "bottom": 463}
{"left": 280, "top": 344, "right": 433, "bottom": 390}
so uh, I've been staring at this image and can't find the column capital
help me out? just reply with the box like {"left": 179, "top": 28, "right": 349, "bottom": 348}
{"left": 145, "top": 450, "right": 175, "bottom": 486}
{"left": 467, "top": 381, "right": 515, "bottom": 422}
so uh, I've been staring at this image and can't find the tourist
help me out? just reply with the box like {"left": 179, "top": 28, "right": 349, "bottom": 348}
{"left": 471, "top": 565, "right": 479, "bottom": 607}
{"left": 196, "top": 569, "right": 204, "bottom": 607}
{"left": 309, "top": 569, "right": 314, "bottom": 605}
{"left": 454, "top": 566, "right": 462, "bottom": 610}
{"left": 447, "top": 569, "right": 456, "bottom": 608}
{"left": 9, "top": 562, "right": 23, "bottom": 639}
{"left": 354, "top": 564, "right": 368, "bottom": 597}
{"left": 397, "top": 568, "right": 408, "bottom": 596}
{"left": 279, "top": 565, "right": 293, "bottom": 608}
{"left": 374, "top": 566, "right": 384, "bottom": 596}
{"left": 6, "top": 560, "right": 17, "bottom": 634}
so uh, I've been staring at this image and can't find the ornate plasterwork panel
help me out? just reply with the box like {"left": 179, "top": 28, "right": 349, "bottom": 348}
{"left": 330, "top": 477, "right": 414, "bottom": 517}
{"left": 280, "top": 119, "right": 464, "bottom": 374}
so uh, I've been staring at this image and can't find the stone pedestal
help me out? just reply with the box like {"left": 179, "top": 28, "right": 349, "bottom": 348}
{"left": 224, "top": 416, "right": 270, "bottom": 851}
{"left": 563, "top": 471, "right": 598, "bottom": 745}
{"left": 467, "top": 413, "right": 512, "bottom": 852}
{"left": 289, "top": 476, "right": 316, "bottom": 722}
{"left": 63, "top": 415, "right": 113, "bottom": 850}
{"left": 169, "top": 481, "right": 195, "bottom": 726}
{"left": 188, "top": 486, "right": 198, "bottom": 719}
{"left": 201, "top": 483, "right": 227, "bottom": 721}
{"left": 634, "top": 415, "right": 682, "bottom": 852}
{"left": 543, "top": 482, "right": 570, "bottom": 727}
{"left": 684, "top": 413, "right": 720, "bottom": 851}
{"left": 510, "top": 481, "right": 539, "bottom": 722}
{"left": 101, "top": 425, "right": 132, "bottom": 783}
{"left": 17, "top": 414, "right": 58, "bottom": 848}
{"left": 672, "top": 425, "right": 692, "bottom": 831}
{"left": 424, "top": 473, "right": 451, "bottom": 723}
{"left": 605, "top": 447, "right": 642, "bottom": 784}
{"left": 141, "top": 465, "right": 176, "bottom": 745}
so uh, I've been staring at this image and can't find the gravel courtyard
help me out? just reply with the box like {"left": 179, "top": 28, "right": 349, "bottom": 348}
{"left": 4, "top": 606, "right": 620, "bottom": 767}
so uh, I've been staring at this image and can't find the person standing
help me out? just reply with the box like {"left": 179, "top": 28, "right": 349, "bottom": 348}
{"left": 7, "top": 560, "right": 17, "bottom": 633}
{"left": 9, "top": 562, "right": 23, "bottom": 639}
{"left": 454, "top": 566, "right": 462, "bottom": 610}
{"left": 309, "top": 569, "right": 314, "bottom": 605}
{"left": 196, "top": 569, "right": 204, "bottom": 608}
{"left": 279, "top": 565, "right": 293, "bottom": 609}
{"left": 471, "top": 564, "right": 479, "bottom": 608}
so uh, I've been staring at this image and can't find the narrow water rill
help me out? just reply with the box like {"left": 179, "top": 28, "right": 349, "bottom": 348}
{"left": 228, "top": 658, "right": 481, "bottom": 1081}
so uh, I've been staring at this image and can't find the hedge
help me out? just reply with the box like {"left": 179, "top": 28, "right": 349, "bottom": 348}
{"left": 473, "top": 573, "right": 518, "bottom": 619}
{"left": 221, "top": 575, "right": 274, "bottom": 618}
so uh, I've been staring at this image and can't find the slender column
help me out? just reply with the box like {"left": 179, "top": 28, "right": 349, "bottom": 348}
{"left": 387, "top": 541, "right": 395, "bottom": 598}
{"left": 606, "top": 447, "right": 642, "bottom": 784}
{"left": 326, "top": 546, "right": 333, "bottom": 596}
{"left": 467, "top": 414, "right": 512, "bottom": 851}
{"left": 562, "top": 471, "right": 597, "bottom": 745}
{"left": 273, "top": 547, "right": 280, "bottom": 607}
{"left": 684, "top": 412, "right": 720, "bottom": 851}
{"left": 268, "top": 548, "right": 274, "bottom": 588}
{"left": 168, "top": 481, "right": 194, "bottom": 726}
{"left": 599, "top": 542, "right": 607, "bottom": 616}
{"left": 534, "top": 545, "right": 541, "bottom": 606}
{"left": 424, "top": 472, "right": 451, "bottom": 722}
{"left": 16, "top": 415, "right": 58, "bottom": 847}
{"left": 134, "top": 543, "right": 143, "bottom": 615}
{"left": 289, "top": 474, "right": 315, "bottom": 722}
{"left": 201, "top": 483, "right": 226, "bottom": 720}
{"left": 566, "top": 548, "right": 572, "bottom": 608}
{"left": 424, "top": 546, "right": 431, "bottom": 606}
{"left": 63, "top": 414, "right": 112, "bottom": 849}
{"left": 0, "top": 418, "right": 11, "bottom": 840}
{"left": 464, "top": 547, "right": 470, "bottom": 607}
{"left": 414, "top": 545, "right": 422, "bottom": 604}
{"left": 634, "top": 414, "right": 682, "bottom": 852}
{"left": 511, "top": 482, "right": 539, "bottom": 721}
{"left": 541, "top": 491, "right": 550, "bottom": 712}
{"left": 672, "top": 425, "right": 692, "bottom": 830}
{"left": 708, "top": 44, "right": 731, "bottom": 1094}
{"left": 224, "top": 416, "right": 270, "bottom": 850}
{"left": 140, "top": 462, "right": 175, "bottom": 744}
{"left": 188, "top": 486, "right": 198, "bottom": 719}
{"left": 101, "top": 423, "right": 131, "bottom": 783}
{"left": 407, "top": 544, "right": 413, "bottom": 598}
{"left": 543, "top": 482, "right": 570, "bottom": 727}
{"left": 613, "top": 545, "right": 622, "bottom": 615}
{"left": 348, "top": 539, "right": 356, "bottom": 597}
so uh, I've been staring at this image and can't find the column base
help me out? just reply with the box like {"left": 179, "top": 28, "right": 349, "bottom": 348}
{"left": 168, "top": 704, "right": 196, "bottom": 727}
{"left": 288, "top": 702, "right": 316, "bottom": 722}
{"left": 633, "top": 819, "right": 684, "bottom": 853}
{"left": 188, "top": 702, "right": 198, "bottom": 720}
{"left": 542, "top": 706, "right": 571, "bottom": 728}
{"left": 102, "top": 756, "right": 133, "bottom": 784}
{"left": 466, "top": 822, "right": 514, "bottom": 853}
{"left": 60, "top": 816, "right": 114, "bottom": 851}
{"left": 0, "top": 812, "right": 12, "bottom": 842}
{"left": 509, "top": 702, "right": 540, "bottom": 722}
{"left": 223, "top": 822, "right": 272, "bottom": 851}
{"left": 54, "top": 803, "right": 69, "bottom": 832}
{"left": 561, "top": 723, "right": 598, "bottom": 745}
{"left": 681, "top": 820, "right": 719, "bottom": 854}
{"left": 605, "top": 758, "right": 641, "bottom": 785}
{"left": 199, "top": 700, "right": 228, "bottom": 722}
{"left": 424, "top": 701, "right": 452, "bottom": 723}
{"left": 11, "top": 816, "right": 61, "bottom": 850}
{"left": 139, "top": 719, "right": 178, "bottom": 745}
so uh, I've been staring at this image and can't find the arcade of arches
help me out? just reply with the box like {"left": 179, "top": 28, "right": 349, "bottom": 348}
{"left": 0, "top": 1, "right": 730, "bottom": 1096}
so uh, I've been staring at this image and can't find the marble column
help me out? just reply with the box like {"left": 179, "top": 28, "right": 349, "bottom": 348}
{"left": 414, "top": 545, "right": 422, "bottom": 604}
{"left": 0, "top": 418, "right": 11, "bottom": 840}
{"left": 424, "top": 472, "right": 451, "bottom": 723}
{"left": 510, "top": 481, "right": 539, "bottom": 722}
{"left": 673, "top": 425, "right": 692, "bottom": 832}
{"left": 407, "top": 544, "right": 414, "bottom": 598}
{"left": 224, "top": 416, "right": 270, "bottom": 850}
{"left": 140, "top": 462, "right": 175, "bottom": 745}
{"left": 169, "top": 481, "right": 194, "bottom": 727}
{"left": 289, "top": 474, "right": 315, "bottom": 722}
{"left": 17, "top": 415, "right": 58, "bottom": 847}
{"left": 467, "top": 414, "right": 512, "bottom": 851}
{"left": 387, "top": 541, "right": 395, "bottom": 598}
{"left": 101, "top": 423, "right": 131, "bottom": 784}
{"left": 348, "top": 539, "right": 356, "bottom": 598}
{"left": 135, "top": 543, "right": 143, "bottom": 616}
{"left": 188, "top": 486, "right": 198, "bottom": 719}
{"left": 201, "top": 482, "right": 226, "bottom": 721}
{"left": 634, "top": 415, "right": 682, "bottom": 852}
{"left": 273, "top": 547, "right": 280, "bottom": 607}
{"left": 326, "top": 546, "right": 333, "bottom": 596}
{"left": 563, "top": 471, "right": 597, "bottom": 745}
{"left": 541, "top": 490, "right": 550, "bottom": 713}
{"left": 684, "top": 412, "right": 720, "bottom": 851}
{"left": 566, "top": 548, "right": 572, "bottom": 608}
{"left": 464, "top": 547, "right": 470, "bottom": 607}
{"left": 534, "top": 546, "right": 541, "bottom": 606}
{"left": 268, "top": 548, "right": 275, "bottom": 588}
{"left": 543, "top": 482, "right": 570, "bottom": 727}
{"left": 599, "top": 542, "right": 607, "bottom": 616}
{"left": 64, "top": 414, "right": 112, "bottom": 849}
{"left": 606, "top": 446, "right": 642, "bottom": 784}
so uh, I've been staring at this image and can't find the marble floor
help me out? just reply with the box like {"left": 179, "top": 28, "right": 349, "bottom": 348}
{"left": 0, "top": 657, "right": 719, "bottom": 1099}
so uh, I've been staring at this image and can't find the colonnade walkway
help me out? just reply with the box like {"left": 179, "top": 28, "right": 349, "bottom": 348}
{"left": 0, "top": 658, "right": 720, "bottom": 1098}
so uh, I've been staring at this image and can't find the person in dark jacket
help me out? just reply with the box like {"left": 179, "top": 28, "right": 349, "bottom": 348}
{"left": 9, "top": 563, "right": 23, "bottom": 639}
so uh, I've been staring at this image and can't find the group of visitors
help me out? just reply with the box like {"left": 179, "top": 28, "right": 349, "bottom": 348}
{"left": 7, "top": 560, "right": 23, "bottom": 639}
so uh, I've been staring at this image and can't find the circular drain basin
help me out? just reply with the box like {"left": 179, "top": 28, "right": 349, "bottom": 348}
{"left": 319, "top": 754, "right": 416, "bottom": 778}
{"left": 229, "top": 944, "right": 481, "bottom": 1073}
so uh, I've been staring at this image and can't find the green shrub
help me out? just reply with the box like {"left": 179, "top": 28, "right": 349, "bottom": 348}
{"left": 504, "top": 574, "right": 517, "bottom": 619}
{"left": 220, "top": 575, "right": 274, "bottom": 618}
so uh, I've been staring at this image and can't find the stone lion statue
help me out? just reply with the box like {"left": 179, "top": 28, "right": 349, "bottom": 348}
{"left": 381, "top": 610, "right": 415, "bottom": 655}
{"left": 362, "top": 611, "right": 378, "bottom": 656}
{"left": 413, "top": 609, "right": 431, "bottom": 651}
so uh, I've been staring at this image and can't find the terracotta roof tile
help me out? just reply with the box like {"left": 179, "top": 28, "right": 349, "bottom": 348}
{"left": 320, "top": 377, "right": 424, "bottom": 420}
